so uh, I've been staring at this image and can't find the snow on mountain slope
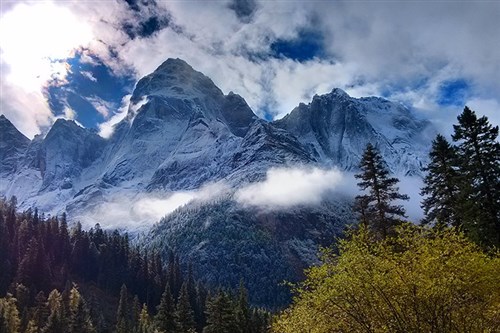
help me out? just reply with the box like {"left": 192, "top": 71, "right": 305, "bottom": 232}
{"left": 274, "top": 88, "right": 435, "bottom": 175}
{"left": 0, "top": 58, "right": 437, "bottom": 307}
{"left": 0, "top": 59, "right": 315, "bottom": 218}
{"left": 0, "top": 59, "right": 435, "bottom": 218}
{"left": 0, "top": 115, "right": 30, "bottom": 181}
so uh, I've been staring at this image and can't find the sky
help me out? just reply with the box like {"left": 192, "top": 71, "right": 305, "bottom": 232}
{"left": 1, "top": 0, "right": 500, "bottom": 139}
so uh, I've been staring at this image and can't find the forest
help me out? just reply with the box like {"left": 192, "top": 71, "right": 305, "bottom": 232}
{"left": 0, "top": 198, "right": 270, "bottom": 333}
{"left": 1, "top": 107, "right": 499, "bottom": 333}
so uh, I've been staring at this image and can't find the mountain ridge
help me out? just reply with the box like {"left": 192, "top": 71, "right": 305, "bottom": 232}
{"left": 0, "top": 58, "right": 435, "bottom": 306}
{"left": 0, "top": 59, "right": 434, "bottom": 216}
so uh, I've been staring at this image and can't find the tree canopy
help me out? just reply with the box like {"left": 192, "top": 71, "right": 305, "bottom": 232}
{"left": 273, "top": 225, "right": 500, "bottom": 333}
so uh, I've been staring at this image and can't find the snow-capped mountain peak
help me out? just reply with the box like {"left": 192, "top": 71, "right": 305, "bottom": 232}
{"left": 1, "top": 58, "right": 433, "bottom": 218}
{"left": 274, "top": 89, "right": 434, "bottom": 175}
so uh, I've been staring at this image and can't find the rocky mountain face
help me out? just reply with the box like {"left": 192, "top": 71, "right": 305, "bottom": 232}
{"left": 0, "top": 58, "right": 435, "bottom": 306}
{"left": 274, "top": 88, "right": 433, "bottom": 175}
{"left": 0, "top": 115, "right": 30, "bottom": 182}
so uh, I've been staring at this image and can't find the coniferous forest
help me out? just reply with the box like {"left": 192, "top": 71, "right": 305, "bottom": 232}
{"left": 0, "top": 199, "right": 270, "bottom": 333}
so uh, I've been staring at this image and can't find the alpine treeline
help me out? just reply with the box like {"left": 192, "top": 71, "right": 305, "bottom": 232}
{"left": 0, "top": 198, "right": 270, "bottom": 333}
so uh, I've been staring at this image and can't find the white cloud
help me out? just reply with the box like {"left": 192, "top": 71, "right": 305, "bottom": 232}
{"left": 87, "top": 96, "right": 113, "bottom": 117}
{"left": 0, "top": 77, "right": 53, "bottom": 138}
{"left": 233, "top": 166, "right": 425, "bottom": 221}
{"left": 81, "top": 71, "right": 97, "bottom": 82}
{"left": 235, "top": 167, "right": 345, "bottom": 209}
{"left": 0, "top": 2, "right": 92, "bottom": 91}
{"left": 77, "top": 182, "right": 229, "bottom": 230}
{"left": 2, "top": 0, "right": 500, "bottom": 138}
{"left": 63, "top": 106, "right": 77, "bottom": 120}
{"left": 98, "top": 95, "right": 149, "bottom": 139}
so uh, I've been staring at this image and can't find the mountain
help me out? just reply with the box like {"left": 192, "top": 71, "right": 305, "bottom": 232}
{"left": 0, "top": 58, "right": 435, "bottom": 306}
{"left": 274, "top": 88, "right": 434, "bottom": 175}
{"left": 145, "top": 196, "right": 352, "bottom": 307}
{"left": 0, "top": 115, "right": 30, "bottom": 182}
{"left": 2, "top": 59, "right": 314, "bottom": 216}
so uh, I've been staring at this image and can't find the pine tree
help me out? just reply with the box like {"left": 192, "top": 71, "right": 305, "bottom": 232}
{"left": 420, "top": 134, "right": 461, "bottom": 228}
{"left": 0, "top": 211, "right": 11, "bottom": 295}
{"left": 203, "top": 291, "right": 237, "bottom": 333}
{"left": 235, "top": 281, "right": 250, "bottom": 333}
{"left": 16, "top": 237, "right": 51, "bottom": 291}
{"left": 0, "top": 294, "right": 20, "bottom": 333}
{"left": 175, "top": 282, "right": 195, "bottom": 333}
{"left": 43, "top": 290, "right": 64, "bottom": 333}
{"left": 186, "top": 263, "right": 197, "bottom": 311}
{"left": 24, "top": 320, "right": 38, "bottom": 333}
{"left": 138, "top": 304, "right": 152, "bottom": 333}
{"left": 155, "top": 283, "right": 176, "bottom": 333}
{"left": 131, "top": 295, "right": 141, "bottom": 332}
{"left": 68, "top": 286, "right": 95, "bottom": 333}
{"left": 354, "top": 143, "right": 409, "bottom": 238}
{"left": 452, "top": 106, "right": 500, "bottom": 246}
{"left": 116, "top": 284, "right": 130, "bottom": 333}
{"left": 33, "top": 291, "right": 49, "bottom": 330}
{"left": 194, "top": 282, "right": 208, "bottom": 332}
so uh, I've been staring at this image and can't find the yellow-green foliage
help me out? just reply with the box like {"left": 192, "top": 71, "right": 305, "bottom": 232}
{"left": 273, "top": 225, "right": 500, "bottom": 333}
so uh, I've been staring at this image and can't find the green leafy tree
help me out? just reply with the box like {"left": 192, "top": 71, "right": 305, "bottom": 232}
{"left": 273, "top": 226, "right": 500, "bottom": 333}
{"left": 354, "top": 143, "right": 409, "bottom": 238}
{"left": 452, "top": 106, "right": 500, "bottom": 246}
{"left": 420, "top": 134, "right": 461, "bottom": 228}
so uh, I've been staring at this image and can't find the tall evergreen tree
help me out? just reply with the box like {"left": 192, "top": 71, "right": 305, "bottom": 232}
{"left": 43, "top": 290, "right": 64, "bottom": 333}
{"left": 33, "top": 291, "right": 49, "bottom": 330}
{"left": 354, "top": 143, "right": 409, "bottom": 238}
{"left": 175, "top": 283, "right": 195, "bottom": 333}
{"left": 420, "top": 134, "right": 461, "bottom": 228}
{"left": 68, "top": 286, "right": 95, "bottom": 333}
{"left": 138, "top": 304, "right": 152, "bottom": 333}
{"left": 203, "top": 291, "right": 237, "bottom": 333}
{"left": 0, "top": 211, "right": 11, "bottom": 295}
{"left": 155, "top": 283, "right": 176, "bottom": 333}
{"left": 452, "top": 106, "right": 500, "bottom": 246}
{"left": 235, "top": 281, "right": 251, "bottom": 333}
{"left": 0, "top": 294, "right": 20, "bottom": 333}
{"left": 194, "top": 282, "right": 208, "bottom": 332}
{"left": 116, "top": 284, "right": 130, "bottom": 333}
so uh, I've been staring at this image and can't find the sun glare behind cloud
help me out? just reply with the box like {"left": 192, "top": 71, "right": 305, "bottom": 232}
{"left": 0, "top": 2, "right": 93, "bottom": 91}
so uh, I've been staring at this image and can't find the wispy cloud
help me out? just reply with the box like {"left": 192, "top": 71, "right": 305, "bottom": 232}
{"left": 98, "top": 95, "right": 149, "bottom": 139}
{"left": 235, "top": 167, "right": 346, "bottom": 209}
{"left": 81, "top": 71, "right": 97, "bottom": 82}
{"left": 76, "top": 182, "right": 229, "bottom": 230}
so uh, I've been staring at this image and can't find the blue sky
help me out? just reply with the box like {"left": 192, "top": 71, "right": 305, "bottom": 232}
{"left": 0, "top": 0, "right": 499, "bottom": 138}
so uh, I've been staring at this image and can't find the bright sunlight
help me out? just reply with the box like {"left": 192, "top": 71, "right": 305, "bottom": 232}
{"left": 0, "top": 2, "right": 92, "bottom": 91}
